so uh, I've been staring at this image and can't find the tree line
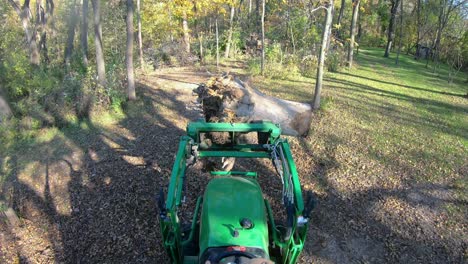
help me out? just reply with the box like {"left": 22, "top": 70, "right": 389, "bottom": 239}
{"left": 0, "top": 0, "right": 466, "bottom": 123}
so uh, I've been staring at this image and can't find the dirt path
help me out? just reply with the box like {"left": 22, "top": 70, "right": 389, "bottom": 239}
{"left": 1, "top": 67, "right": 465, "bottom": 264}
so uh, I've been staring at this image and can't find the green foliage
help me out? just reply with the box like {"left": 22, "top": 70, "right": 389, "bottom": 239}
{"left": 360, "top": 35, "right": 387, "bottom": 48}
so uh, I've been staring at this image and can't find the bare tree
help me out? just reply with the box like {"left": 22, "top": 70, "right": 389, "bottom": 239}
{"left": 81, "top": 0, "right": 89, "bottom": 67}
{"left": 92, "top": 0, "right": 106, "bottom": 86}
{"left": 126, "top": 0, "right": 135, "bottom": 100}
{"left": 347, "top": 0, "right": 360, "bottom": 68}
{"left": 384, "top": 0, "right": 400, "bottom": 57}
{"left": 313, "top": 1, "right": 334, "bottom": 110}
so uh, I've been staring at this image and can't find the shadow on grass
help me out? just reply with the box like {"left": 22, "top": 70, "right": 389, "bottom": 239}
{"left": 338, "top": 72, "right": 467, "bottom": 98}
{"left": 324, "top": 77, "right": 468, "bottom": 139}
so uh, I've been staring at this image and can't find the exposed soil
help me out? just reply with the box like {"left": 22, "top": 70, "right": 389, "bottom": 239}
{"left": 0, "top": 66, "right": 466, "bottom": 264}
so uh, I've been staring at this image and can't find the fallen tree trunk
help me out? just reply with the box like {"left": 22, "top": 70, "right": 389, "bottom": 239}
{"left": 193, "top": 75, "right": 312, "bottom": 137}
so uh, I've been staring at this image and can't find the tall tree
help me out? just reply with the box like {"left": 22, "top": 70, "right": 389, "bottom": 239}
{"left": 347, "top": 0, "right": 360, "bottom": 68}
{"left": 36, "top": 0, "right": 49, "bottom": 63}
{"left": 137, "top": 0, "right": 143, "bottom": 67}
{"left": 65, "top": 0, "right": 79, "bottom": 67}
{"left": 432, "top": 0, "right": 466, "bottom": 70}
{"left": 384, "top": 0, "right": 400, "bottom": 57}
{"left": 182, "top": 11, "right": 190, "bottom": 53}
{"left": 81, "top": 0, "right": 89, "bottom": 67}
{"left": 92, "top": 0, "right": 106, "bottom": 86}
{"left": 313, "top": 0, "right": 334, "bottom": 110}
{"left": 395, "top": 0, "right": 403, "bottom": 64}
{"left": 336, "top": 0, "right": 346, "bottom": 39}
{"left": 126, "top": 0, "right": 136, "bottom": 100}
{"left": 260, "top": 0, "right": 265, "bottom": 75}
{"left": 216, "top": 17, "right": 219, "bottom": 70}
{"left": 224, "top": 4, "right": 235, "bottom": 58}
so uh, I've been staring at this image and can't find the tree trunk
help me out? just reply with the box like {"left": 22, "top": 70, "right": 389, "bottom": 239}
{"left": 65, "top": 0, "right": 78, "bottom": 67}
{"left": 8, "top": 0, "right": 40, "bottom": 65}
{"left": 36, "top": 0, "right": 49, "bottom": 64}
{"left": 260, "top": 0, "right": 265, "bottom": 76}
{"left": 0, "top": 93, "right": 13, "bottom": 122}
{"left": 182, "top": 11, "right": 190, "bottom": 53}
{"left": 414, "top": 0, "right": 421, "bottom": 59}
{"left": 126, "top": 0, "right": 135, "bottom": 100}
{"left": 81, "top": 0, "right": 89, "bottom": 67}
{"left": 395, "top": 0, "right": 403, "bottom": 65}
{"left": 137, "top": 0, "right": 143, "bottom": 68}
{"left": 347, "top": 0, "right": 360, "bottom": 69}
{"left": 194, "top": 76, "right": 312, "bottom": 137}
{"left": 199, "top": 33, "right": 204, "bottom": 64}
{"left": 336, "top": 0, "right": 345, "bottom": 39}
{"left": 224, "top": 5, "right": 235, "bottom": 58}
{"left": 92, "top": 0, "right": 106, "bottom": 86}
{"left": 384, "top": 0, "right": 400, "bottom": 58}
{"left": 249, "top": 0, "right": 252, "bottom": 14}
{"left": 313, "top": 1, "right": 334, "bottom": 110}
{"left": 216, "top": 18, "right": 219, "bottom": 70}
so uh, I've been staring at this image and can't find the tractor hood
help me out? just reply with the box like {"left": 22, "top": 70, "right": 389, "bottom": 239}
{"left": 199, "top": 177, "right": 269, "bottom": 257}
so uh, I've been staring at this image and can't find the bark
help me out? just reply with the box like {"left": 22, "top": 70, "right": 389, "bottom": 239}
{"left": 395, "top": 0, "right": 403, "bottom": 65}
{"left": 126, "top": 0, "right": 135, "bottom": 100}
{"left": 313, "top": 1, "right": 334, "bottom": 110}
{"left": 260, "top": 0, "right": 265, "bottom": 76}
{"left": 194, "top": 76, "right": 312, "bottom": 137}
{"left": 224, "top": 5, "right": 235, "bottom": 58}
{"left": 249, "top": 0, "right": 252, "bottom": 14}
{"left": 182, "top": 11, "right": 190, "bottom": 53}
{"left": 81, "top": 0, "right": 89, "bottom": 67}
{"left": 384, "top": 0, "right": 400, "bottom": 58}
{"left": 92, "top": 0, "right": 106, "bottom": 86}
{"left": 137, "top": 0, "right": 143, "bottom": 68}
{"left": 347, "top": 0, "right": 360, "bottom": 69}
{"left": 65, "top": 0, "right": 79, "bottom": 67}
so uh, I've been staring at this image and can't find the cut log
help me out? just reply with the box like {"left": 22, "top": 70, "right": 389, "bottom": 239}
{"left": 193, "top": 75, "right": 312, "bottom": 137}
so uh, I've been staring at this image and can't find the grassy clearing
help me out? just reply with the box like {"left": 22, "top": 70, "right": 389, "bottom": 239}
{"left": 248, "top": 48, "right": 467, "bottom": 220}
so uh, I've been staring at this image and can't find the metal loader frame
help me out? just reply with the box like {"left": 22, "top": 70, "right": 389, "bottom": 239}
{"left": 159, "top": 121, "right": 311, "bottom": 264}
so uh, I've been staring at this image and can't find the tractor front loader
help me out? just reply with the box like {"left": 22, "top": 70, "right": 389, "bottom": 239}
{"left": 158, "top": 122, "right": 315, "bottom": 264}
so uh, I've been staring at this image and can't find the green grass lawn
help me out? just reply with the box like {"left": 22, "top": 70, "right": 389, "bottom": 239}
{"left": 251, "top": 48, "right": 467, "bottom": 219}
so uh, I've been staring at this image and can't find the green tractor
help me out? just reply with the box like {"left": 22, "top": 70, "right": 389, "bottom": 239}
{"left": 158, "top": 122, "right": 315, "bottom": 264}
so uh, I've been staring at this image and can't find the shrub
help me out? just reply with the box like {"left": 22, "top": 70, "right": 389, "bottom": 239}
{"left": 326, "top": 48, "right": 346, "bottom": 72}
{"left": 300, "top": 55, "right": 318, "bottom": 77}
